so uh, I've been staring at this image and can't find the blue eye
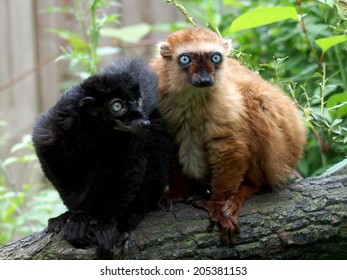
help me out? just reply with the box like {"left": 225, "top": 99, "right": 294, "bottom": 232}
{"left": 111, "top": 101, "right": 123, "bottom": 112}
{"left": 211, "top": 53, "right": 222, "bottom": 64}
{"left": 178, "top": 54, "right": 191, "bottom": 65}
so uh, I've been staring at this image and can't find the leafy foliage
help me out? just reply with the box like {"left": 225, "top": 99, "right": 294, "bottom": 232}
{"left": 46, "top": 0, "right": 151, "bottom": 79}
{"left": 0, "top": 133, "right": 66, "bottom": 245}
{"left": 229, "top": 7, "right": 298, "bottom": 33}
{"left": 46, "top": 0, "right": 121, "bottom": 77}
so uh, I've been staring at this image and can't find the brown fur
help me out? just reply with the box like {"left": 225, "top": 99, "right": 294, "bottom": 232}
{"left": 150, "top": 28, "right": 306, "bottom": 240}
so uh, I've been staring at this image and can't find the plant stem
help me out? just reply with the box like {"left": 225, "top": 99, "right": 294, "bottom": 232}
{"left": 297, "top": 0, "right": 331, "bottom": 171}
{"left": 168, "top": 0, "right": 199, "bottom": 28}
{"left": 0, "top": 160, "right": 16, "bottom": 188}
{"left": 89, "top": 0, "right": 100, "bottom": 74}
{"left": 334, "top": 45, "right": 347, "bottom": 89}
{"left": 74, "top": 0, "right": 88, "bottom": 44}
{"left": 320, "top": 64, "right": 327, "bottom": 117}
{"left": 320, "top": 64, "right": 328, "bottom": 170}
{"left": 297, "top": 1, "right": 321, "bottom": 70}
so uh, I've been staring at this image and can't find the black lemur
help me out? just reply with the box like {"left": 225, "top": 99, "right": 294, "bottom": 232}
{"left": 32, "top": 58, "right": 169, "bottom": 258}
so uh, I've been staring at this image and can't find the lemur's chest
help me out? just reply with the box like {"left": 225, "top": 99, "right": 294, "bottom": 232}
{"left": 161, "top": 90, "right": 210, "bottom": 180}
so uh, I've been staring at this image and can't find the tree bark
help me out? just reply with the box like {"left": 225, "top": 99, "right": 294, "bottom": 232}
{"left": 1, "top": 173, "right": 346, "bottom": 260}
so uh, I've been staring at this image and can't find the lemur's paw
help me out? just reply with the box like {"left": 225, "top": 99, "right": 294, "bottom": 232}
{"left": 64, "top": 210, "right": 92, "bottom": 248}
{"left": 47, "top": 211, "right": 71, "bottom": 233}
{"left": 194, "top": 199, "right": 240, "bottom": 243}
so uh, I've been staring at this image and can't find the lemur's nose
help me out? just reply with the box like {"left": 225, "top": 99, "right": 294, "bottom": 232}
{"left": 139, "top": 120, "right": 151, "bottom": 128}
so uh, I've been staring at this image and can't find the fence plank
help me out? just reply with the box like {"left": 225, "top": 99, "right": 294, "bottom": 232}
{"left": 0, "top": 0, "right": 38, "bottom": 147}
{"left": 33, "top": 0, "right": 62, "bottom": 112}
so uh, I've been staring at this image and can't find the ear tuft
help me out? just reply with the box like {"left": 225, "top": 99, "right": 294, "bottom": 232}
{"left": 80, "top": 97, "right": 95, "bottom": 107}
{"left": 80, "top": 97, "right": 97, "bottom": 116}
{"left": 223, "top": 39, "right": 233, "bottom": 53}
{"left": 158, "top": 42, "right": 172, "bottom": 58}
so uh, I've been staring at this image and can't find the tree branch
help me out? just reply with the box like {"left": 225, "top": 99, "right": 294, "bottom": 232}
{"left": 1, "top": 173, "right": 346, "bottom": 260}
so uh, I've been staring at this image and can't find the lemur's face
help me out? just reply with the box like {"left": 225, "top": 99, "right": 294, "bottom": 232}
{"left": 157, "top": 28, "right": 232, "bottom": 90}
{"left": 106, "top": 95, "right": 149, "bottom": 133}
{"left": 79, "top": 73, "right": 150, "bottom": 134}
{"left": 176, "top": 51, "right": 223, "bottom": 87}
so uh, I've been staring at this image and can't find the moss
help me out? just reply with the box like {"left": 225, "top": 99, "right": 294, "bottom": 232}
{"left": 340, "top": 225, "right": 347, "bottom": 238}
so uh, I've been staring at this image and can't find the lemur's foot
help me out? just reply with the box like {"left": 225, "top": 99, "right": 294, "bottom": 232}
{"left": 194, "top": 198, "right": 241, "bottom": 243}
{"left": 47, "top": 211, "right": 71, "bottom": 233}
{"left": 160, "top": 189, "right": 188, "bottom": 211}
{"left": 64, "top": 211, "right": 92, "bottom": 248}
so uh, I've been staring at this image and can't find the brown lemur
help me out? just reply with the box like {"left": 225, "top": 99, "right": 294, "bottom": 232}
{"left": 150, "top": 28, "right": 306, "bottom": 241}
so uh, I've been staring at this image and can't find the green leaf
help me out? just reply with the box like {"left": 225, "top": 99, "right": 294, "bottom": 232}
{"left": 48, "top": 29, "right": 88, "bottom": 50}
{"left": 207, "top": 23, "right": 222, "bottom": 37}
{"left": 229, "top": 7, "right": 298, "bottom": 34}
{"left": 311, "top": 113, "right": 330, "bottom": 127}
{"left": 315, "top": 35, "right": 347, "bottom": 53}
{"left": 312, "top": 71, "right": 322, "bottom": 78}
{"left": 96, "top": 46, "right": 120, "bottom": 56}
{"left": 17, "top": 154, "right": 37, "bottom": 164}
{"left": 320, "top": 157, "right": 347, "bottom": 177}
{"left": 97, "top": 13, "right": 121, "bottom": 29}
{"left": 331, "top": 118, "right": 343, "bottom": 127}
{"left": 48, "top": 29, "right": 80, "bottom": 40}
{"left": 101, "top": 23, "right": 151, "bottom": 43}
{"left": 317, "top": 0, "right": 335, "bottom": 7}
{"left": 2, "top": 157, "right": 18, "bottom": 167}
{"left": 10, "top": 135, "right": 33, "bottom": 153}
{"left": 327, "top": 91, "right": 347, "bottom": 118}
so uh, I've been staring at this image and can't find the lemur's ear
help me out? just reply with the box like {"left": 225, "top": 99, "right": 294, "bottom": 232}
{"left": 80, "top": 97, "right": 97, "bottom": 116}
{"left": 158, "top": 41, "right": 172, "bottom": 58}
{"left": 224, "top": 39, "right": 233, "bottom": 53}
{"left": 81, "top": 97, "right": 95, "bottom": 106}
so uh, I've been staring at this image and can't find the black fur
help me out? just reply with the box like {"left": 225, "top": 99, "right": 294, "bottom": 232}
{"left": 32, "top": 58, "right": 169, "bottom": 258}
